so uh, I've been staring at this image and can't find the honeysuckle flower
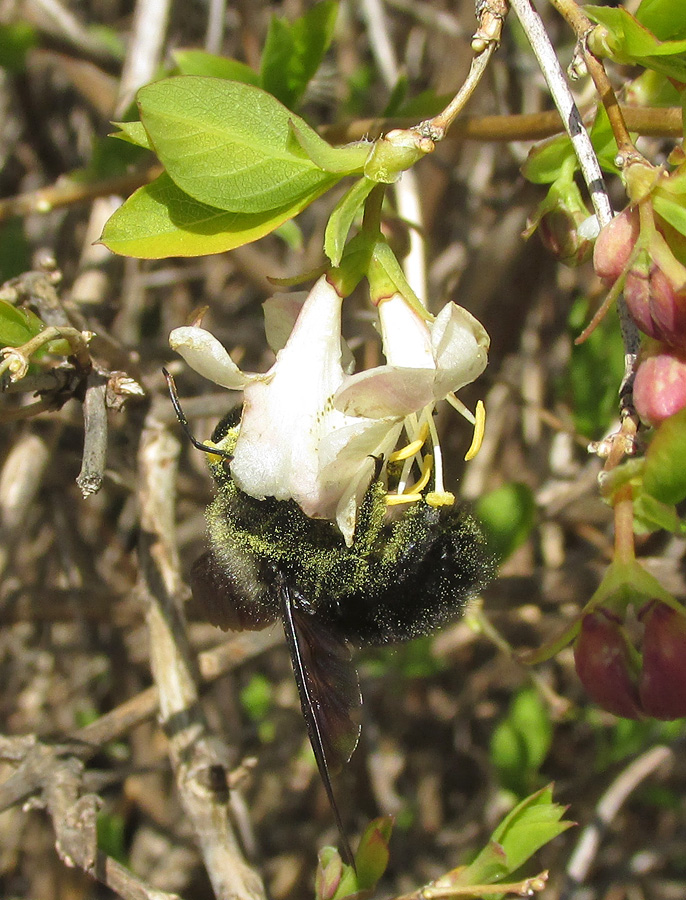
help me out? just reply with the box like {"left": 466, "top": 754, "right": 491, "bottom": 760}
{"left": 170, "top": 274, "right": 489, "bottom": 543}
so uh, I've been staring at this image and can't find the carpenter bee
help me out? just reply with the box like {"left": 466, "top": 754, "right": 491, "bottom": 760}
{"left": 165, "top": 372, "right": 491, "bottom": 864}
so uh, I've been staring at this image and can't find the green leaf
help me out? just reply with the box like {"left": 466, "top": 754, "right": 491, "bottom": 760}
{"left": 100, "top": 171, "right": 336, "bottom": 258}
{"left": 110, "top": 120, "right": 154, "bottom": 150}
{"left": 586, "top": 5, "right": 686, "bottom": 81}
{"left": 137, "top": 77, "right": 339, "bottom": 213}
{"left": 653, "top": 192, "right": 686, "bottom": 237}
{"left": 633, "top": 491, "right": 683, "bottom": 534}
{"left": 289, "top": 120, "right": 369, "bottom": 173}
{"left": 260, "top": 0, "right": 338, "bottom": 110}
{"left": 489, "top": 688, "right": 552, "bottom": 796}
{"left": 564, "top": 295, "right": 625, "bottom": 438}
{"left": 171, "top": 48, "right": 260, "bottom": 84}
{"left": 643, "top": 407, "right": 686, "bottom": 504}
{"left": 475, "top": 483, "right": 537, "bottom": 563}
{"left": 354, "top": 817, "right": 393, "bottom": 891}
{"left": 456, "top": 786, "right": 572, "bottom": 889}
{"left": 324, "top": 178, "right": 376, "bottom": 265}
{"left": 0, "top": 300, "right": 45, "bottom": 347}
{"left": 636, "top": 0, "right": 686, "bottom": 41}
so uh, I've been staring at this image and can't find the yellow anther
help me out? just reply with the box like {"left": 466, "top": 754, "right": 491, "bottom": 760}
{"left": 386, "top": 492, "right": 423, "bottom": 506}
{"left": 426, "top": 491, "right": 455, "bottom": 507}
{"left": 388, "top": 421, "right": 430, "bottom": 462}
{"left": 464, "top": 400, "right": 486, "bottom": 461}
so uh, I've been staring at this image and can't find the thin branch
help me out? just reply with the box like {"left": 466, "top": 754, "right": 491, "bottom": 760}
{"left": 137, "top": 422, "right": 267, "bottom": 900}
{"left": 76, "top": 375, "right": 108, "bottom": 497}
{"left": 562, "top": 745, "right": 673, "bottom": 896}
{"left": 508, "top": 0, "right": 611, "bottom": 228}
{"left": 508, "top": 0, "right": 641, "bottom": 409}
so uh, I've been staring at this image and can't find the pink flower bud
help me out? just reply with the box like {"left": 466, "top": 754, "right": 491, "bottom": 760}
{"left": 593, "top": 207, "right": 639, "bottom": 284}
{"left": 633, "top": 347, "right": 686, "bottom": 428}
{"left": 624, "top": 258, "right": 686, "bottom": 350}
{"left": 574, "top": 610, "right": 642, "bottom": 719}
{"left": 639, "top": 601, "right": 686, "bottom": 720}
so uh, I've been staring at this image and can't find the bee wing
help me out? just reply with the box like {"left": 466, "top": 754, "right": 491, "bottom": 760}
{"left": 190, "top": 550, "right": 278, "bottom": 631}
{"left": 279, "top": 578, "right": 361, "bottom": 865}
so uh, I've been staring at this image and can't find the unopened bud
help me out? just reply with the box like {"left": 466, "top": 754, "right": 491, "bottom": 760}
{"left": 593, "top": 207, "right": 639, "bottom": 284}
{"left": 639, "top": 601, "right": 686, "bottom": 720}
{"left": 633, "top": 346, "right": 686, "bottom": 428}
{"left": 573, "top": 610, "right": 642, "bottom": 719}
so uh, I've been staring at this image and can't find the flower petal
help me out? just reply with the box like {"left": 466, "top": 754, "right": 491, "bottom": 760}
{"left": 169, "top": 326, "right": 253, "bottom": 390}
{"left": 334, "top": 365, "right": 435, "bottom": 418}
{"left": 430, "top": 303, "right": 490, "bottom": 399}
{"left": 262, "top": 292, "right": 307, "bottom": 354}
{"left": 378, "top": 293, "right": 434, "bottom": 368}
{"left": 231, "top": 275, "right": 348, "bottom": 509}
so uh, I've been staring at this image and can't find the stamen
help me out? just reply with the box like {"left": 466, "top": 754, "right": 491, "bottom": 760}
{"left": 464, "top": 400, "right": 486, "bottom": 461}
{"left": 386, "top": 492, "right": 423, "bottom": 506}
{"left": 426, "top": 491, "right": 455, "bottom": 507}
{"left": 426, "top": 413, "right": 445, "bottom": 495}
{"left": 446, "top": 391, "right": 476, "bottom": 424}
{"left": 388, "top": 421, "right": 430, "bottom": 462}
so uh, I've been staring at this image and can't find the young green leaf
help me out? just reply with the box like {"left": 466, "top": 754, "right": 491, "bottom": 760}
{"left": 324, "top": 178, "right": 376, "bottom": 266}
{"left": 643, "top": 407, "right": 686, "bottom": 505}
{"left": 0, "top": 300, "right": 45, "bottom": 347}
{"left": 137, "top": 77, "right": 339, "bottom": 213}
{"left": 490, "top": 688, "right": 553, "bottom": 796}
{"left": 100, "top": 171, "right": 336, "bottom": 258}
{"left": 636, "top": 0, "right": 686, "bottom": 41}
{"left": 260, "top": 0, "right": 338, "bottom": 110}
{"left": 354, "top": 817, "right": 393, "bottom": 891}
{"left": 110, "top": 120, "right": 153, "bottom": 150}
{"left": 289, "top": 120, "right": 369, "bottom": 173}
{"left": 587, "top": 6, "right": 686, "bottom": 81}
{"left": 171, "top": 48, "right": 260, "bottom": 84}
{"left": 456, "top": 786, "right": 572, "bottom": 889}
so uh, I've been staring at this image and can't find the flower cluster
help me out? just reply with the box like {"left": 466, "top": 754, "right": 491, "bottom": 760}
{"left": 574, "top": 600, "right": 686, "bottom": 720}
{"left": 170, "top": 274, "right": 489, "bottom": 544}
{"left": 593, "top": 160, "right": 686, "bottom": 427}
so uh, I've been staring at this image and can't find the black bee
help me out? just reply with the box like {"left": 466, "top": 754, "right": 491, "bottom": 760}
{"left": 165, "top": 371, "right": 491, "bottom": 864}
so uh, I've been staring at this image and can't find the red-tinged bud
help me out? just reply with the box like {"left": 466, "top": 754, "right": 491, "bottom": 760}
{"left": 315, "top": 848, "right": 344, "bottom": 900}
{"left": 574, "top": 610, "right": 642, "bottom": 719}
{"left": 639, "top": 601, "right": 686, "bottom": 720}
{"left": 593, "top": 207, "right": 639, "bottom": 283}
{"left": 633, "top": 347, "right": 686, "bottom": 428}
{"left": 648, "top": 266, "right": 686, "bottom": 351}
{"left": 623, "top": 251, "right": 655, "bottom": 338}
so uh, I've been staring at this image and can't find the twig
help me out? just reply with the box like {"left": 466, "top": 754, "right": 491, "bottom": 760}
{"left": 561, "top": 745, "right": 673, "bottom": 896}
{"left": 0, "top": 629, "right": 281, "bottom": 815}
{"left": 137, "top": 422, "right": 267, "bottom": 900}
{"left": 507, "top": 0, "right": 641, "bottom": 415}
{"left": 360, "top": 0, "right": 428, "bottom": 299}
{"left": 117, "top": 0, "right": 173, "bottom": 115}
{"left": 508, "top": 0, "right": 611, "bottom": 228}
{"left": 547, "top": 0, "right": 643, "bottom": 165}
{"left": 76, "top": 375, "right": 108, "bottom": 497}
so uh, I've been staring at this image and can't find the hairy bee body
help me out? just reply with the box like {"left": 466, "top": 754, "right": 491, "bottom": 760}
{"left": 192, "top": 419, "right": 491, "bottom": 646}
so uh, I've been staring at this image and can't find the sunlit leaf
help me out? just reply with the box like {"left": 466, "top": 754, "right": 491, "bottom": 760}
{"left": 100, "top": 171, "right": 336, "bottom": 258}
{"left": 137, "top": 77, "right": 339, "bottom": 213}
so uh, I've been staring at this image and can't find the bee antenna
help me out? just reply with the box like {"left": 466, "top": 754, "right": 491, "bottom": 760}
{"left": 162, "top": 368, "right": 233, "bottom": 462}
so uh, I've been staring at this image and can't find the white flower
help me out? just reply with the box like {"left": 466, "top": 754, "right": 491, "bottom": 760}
{"left": 169, "top": 276, "right": 489, "bottom": 543}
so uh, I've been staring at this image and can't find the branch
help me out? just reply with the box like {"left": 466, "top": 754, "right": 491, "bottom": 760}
{"left": 137, "top": 421, "right": 267, "bottom": 900}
